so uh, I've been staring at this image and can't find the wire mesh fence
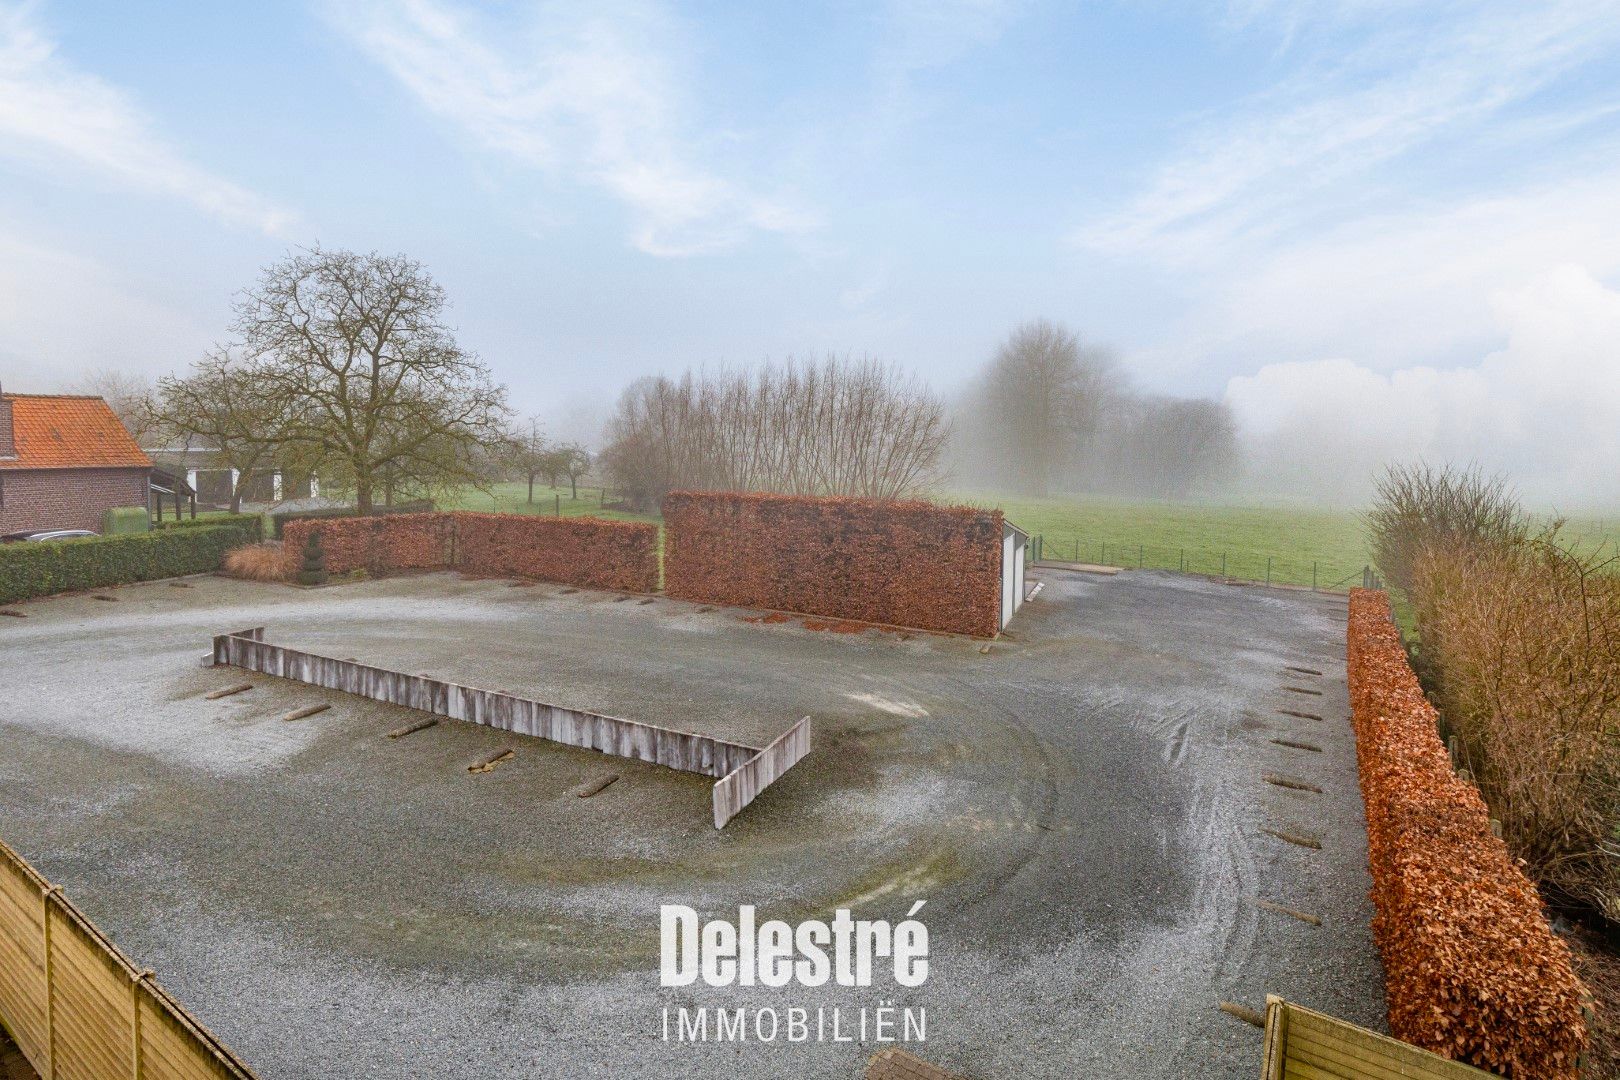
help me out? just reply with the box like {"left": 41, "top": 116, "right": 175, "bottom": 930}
{"left": 1029, "top": 533, "right": 1370, "bottom": 592}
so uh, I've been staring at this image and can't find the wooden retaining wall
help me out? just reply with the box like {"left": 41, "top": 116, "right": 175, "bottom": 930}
{"left": 213, "top": 628, "right": 809, "bottom": 827}
{"left": 0, "top": 836, "right": 257, "bottom": 1080}
{"left": 712, "top": 716, "right": 812, "bottom": 829}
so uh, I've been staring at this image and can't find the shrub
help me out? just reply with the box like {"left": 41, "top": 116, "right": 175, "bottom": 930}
{"left": 157, "top": 512, "right": 267, "bottom": 543}
{"left": 662, "top": 491, "right": 1003, "bottom": 636}
{"left": 1411, "top": 533, "right": 1620, "bottom": 918}
{"left": 1349, "top": 588, "right": 1586, "bottom": 1076}
{"left": 101, "top": 506, "right": 150, "bottom": 535}
{"left": 1365, "top": 462, "right": 1526, "bottom": 594}
{"left": 223, "top": 542, "right": 291, "bottom": 582}
{"left": 281, "top": 513, "right": 454, "bottom": 576}
{"left": 0, "top": 524, "right": 250, "bottom": 604}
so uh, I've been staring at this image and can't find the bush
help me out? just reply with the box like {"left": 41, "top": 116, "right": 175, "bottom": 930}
{"left": 662, "top": 491, "right": 1003, "bottom": 636}
{"left": 223, "top": 542, "right": 291, "bottom": 582}
{"left": 0, "top": 524, "right": 250, "bottom": 604}
{"left": 1349, "top": 588, "right": 1587, "bottom": 1075}
{"left": 1412, "top": 532, "right": 1620, "bottom": 918}
{"left": 157, "top": 512, "right": 267, "bottom": 543}
{"left": 1365, "top": 462, "right": 1526, "bottom": 594}
{"left": 102, "top": 506, "right": 150, "bottom": 535}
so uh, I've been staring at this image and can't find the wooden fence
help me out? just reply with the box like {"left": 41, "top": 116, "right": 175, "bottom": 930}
{"left": 0, "top": 837, "right": 257, "bottom": 1080}
{"left": 1261, "top": 997, "right": 1497, "bottom": 1078}
{"left": 212, "top": 628, "right": 811, "bottom": 828}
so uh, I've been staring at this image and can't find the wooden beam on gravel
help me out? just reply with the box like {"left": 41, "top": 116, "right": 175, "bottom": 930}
{"left": 204, "top": 683, "right": 254, "bottom": 700}
{"left": 467, "top": 748, "right": 516, "bottom": 774}
{"left": 387, "top": 718, "right": 438, "bottom": 739}
{"left": 282, "top": 704, "right": 331, "bottom": 722}
{"left": 577, "top": 774, "right": 620, "bottom": 798}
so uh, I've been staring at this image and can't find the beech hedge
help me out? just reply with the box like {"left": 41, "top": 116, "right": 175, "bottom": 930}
{"left": 1347, "top": 588, "right": 1586, "bottom": 1077}
{"left": 0, "top": 524, "right": 251, "bottom": 604}
{"left": 280, "top": 512, "right": 658, "bottom": 593}
{"left": 662, "top": 491, "right": 1003, "bottom": 637}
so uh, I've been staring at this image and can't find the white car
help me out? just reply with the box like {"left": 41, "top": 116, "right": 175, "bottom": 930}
{"left": 0, "top": 529, "right": 100, "bottom": 543}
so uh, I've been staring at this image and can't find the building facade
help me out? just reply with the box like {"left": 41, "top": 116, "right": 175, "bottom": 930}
{"left": 0, "top": 390, "right": 152, "bottom": 535}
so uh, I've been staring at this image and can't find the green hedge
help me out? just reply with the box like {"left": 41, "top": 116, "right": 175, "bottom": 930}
{"left": 157, "top": 512, "right": 267, "bottom": 543}
{"left": 0, "top": 524, "right": 250, "bottom": 604}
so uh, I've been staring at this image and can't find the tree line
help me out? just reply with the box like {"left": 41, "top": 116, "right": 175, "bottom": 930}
{"left": 84, "top": 247, "right": 1239, "bottom": 513}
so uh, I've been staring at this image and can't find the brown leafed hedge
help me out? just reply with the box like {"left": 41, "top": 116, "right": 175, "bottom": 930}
{"left": 455, "top": 512, "right": 658, "bottom": 593}
{"left": 281, "top": 512, "right": 657, "bottom": 592}
{"left": 663, "top": 491, "right": 1003, "bottom": 637}
{"left": 1348, "top": 588, "right": 1586, "bottom": 1077}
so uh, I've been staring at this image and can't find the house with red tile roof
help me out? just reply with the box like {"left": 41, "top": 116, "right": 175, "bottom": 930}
{"left": 0, "top": 386, "right": 152, "bottom": 535}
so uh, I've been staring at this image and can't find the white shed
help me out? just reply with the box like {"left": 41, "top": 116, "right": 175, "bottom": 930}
{"left": 1000, "top": 519, "right": 1030, "bottom": 631}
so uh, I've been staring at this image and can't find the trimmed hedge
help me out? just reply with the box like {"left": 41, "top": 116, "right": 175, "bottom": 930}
{"left": 662, "top": 491, "right": 1003, "bottom": 637}
{"left": 457, "top": 513, "right": 658, "bottom": 592}
{"left": 281, "top": 513, "right": 454, "bottom": 577}
{"left": 157, "top": 513, "right": 267, "bottom": 543}
{"left": 270, "top": 501, "right": 433, "bottom": 539}
{"left": 1347, "top": 588, "right": 1587, "bottom": 1077}
{"left": 0, "top": 524, "right": 251, "bottom": 604}
{"left": 280, "top": 512, "right": 658, "bottom": 592}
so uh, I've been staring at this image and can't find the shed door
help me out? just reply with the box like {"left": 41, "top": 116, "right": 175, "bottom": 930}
{"left": 1001, "top": 531, "right": 1017, "bottom": 629}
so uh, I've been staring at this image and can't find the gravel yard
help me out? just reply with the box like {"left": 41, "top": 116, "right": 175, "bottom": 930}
{"left": 0, "top": 568, "right": 1382, "bottom": 1078}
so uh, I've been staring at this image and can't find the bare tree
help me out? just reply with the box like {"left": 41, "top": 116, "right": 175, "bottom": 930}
{"left": 233, "top": 247, "right": 510, "bottom": 513}
{"left": 601, "top": 356, "right": 948, "bottom": 509}
{"left": 1096, "top": 395, "right": 1240, "bottom": 500}
{"left": 961, "top": 320, "right": 1116, "bottom": 496}
{"left": 150, "top": 351, "right": 291, "bottom": 512}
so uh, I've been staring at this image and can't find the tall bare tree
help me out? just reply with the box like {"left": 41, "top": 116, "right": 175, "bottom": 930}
{"left": 234, "top": 247, "right": 509, "bottom": 513}
{"left": 968, "top": 320, "right": 1116, "bottom": 496}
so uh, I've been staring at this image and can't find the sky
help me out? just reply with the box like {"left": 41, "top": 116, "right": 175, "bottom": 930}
{"left": 2, "top": 0, "right": 1620, "bottom": 503}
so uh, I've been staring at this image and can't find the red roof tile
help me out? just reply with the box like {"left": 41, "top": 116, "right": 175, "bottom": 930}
{"left": 0, "top": 394, "right": 151, "bottom": 471}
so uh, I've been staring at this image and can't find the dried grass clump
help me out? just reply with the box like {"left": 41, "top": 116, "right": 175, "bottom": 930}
{"left": 1412, "top": 533, "right": 1620, "bottom": 919}
{"left": 222, "top": 543, "right": 291, "bottom": 582}
{"left": 1349, "top": 588, "right": 1587, "bottom": 1075}
{"left": 1365, "top": 462, "right": 1526, "bottom": 593}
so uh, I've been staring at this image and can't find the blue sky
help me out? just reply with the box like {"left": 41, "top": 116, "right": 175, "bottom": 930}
{"left": 4, "top": 0, "right": 1620, "bottom": 499}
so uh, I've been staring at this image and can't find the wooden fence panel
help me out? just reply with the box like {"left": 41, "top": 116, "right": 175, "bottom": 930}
{"left": 1261, "top": 997, "right": 1496, "bottom": 1079}
{"left": 0, "top": 839, "right": 256, "bottom": 1080}
{"left": 0, "top": 846, "right": 47, "bottom": 1072}
{"left": 213, "top": 628, "right": 810, "bottom": 827}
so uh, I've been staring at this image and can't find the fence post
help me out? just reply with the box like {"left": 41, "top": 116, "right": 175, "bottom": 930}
{"left": 1139, "top": 543, "right": 1144, "bottom": 568}
{"left": 1312, "top": 562, "right": 1318, "bottom": 591}
{"left": 555, "top": 494, "right": 561, "bottom": 517}
{"left": 1100, "top": 541, "right": 1105, "bottom": 565}
{"left": 1180, "top": 548, "right": 1185, "bottom": 572}
{"left": 1266, "top": 556, "right": 1272, "bottom": 586}
{"left": 1221, "top": 552, "right": 1226, "bottom": 578}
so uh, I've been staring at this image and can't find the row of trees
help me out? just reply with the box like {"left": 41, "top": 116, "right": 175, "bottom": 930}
{"left": 601, "top": 357, "right": 948, "bottom": 509}
{"left": 951, "top": 319, "right": 1240, "bottom": 499}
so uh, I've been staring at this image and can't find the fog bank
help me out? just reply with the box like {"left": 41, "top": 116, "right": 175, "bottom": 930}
{"left": 1225, "top": 265, "right": 1620, "bottom": 510}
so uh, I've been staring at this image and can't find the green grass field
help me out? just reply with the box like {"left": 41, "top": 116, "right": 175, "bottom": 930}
{"left": 434, "top": 484, "right": 1620, "bottom": 592}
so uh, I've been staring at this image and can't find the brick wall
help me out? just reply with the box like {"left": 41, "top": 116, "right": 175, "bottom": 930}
{"left": 0, "top": 397, "right": 13, "bottom": 457}
{"left": 0, "top": 467, "right": 149, "bottom": 535}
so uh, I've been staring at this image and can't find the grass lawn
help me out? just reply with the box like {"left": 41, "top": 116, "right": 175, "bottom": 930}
{"left": 438, "top": 482, "right": 659, "bottom": 525}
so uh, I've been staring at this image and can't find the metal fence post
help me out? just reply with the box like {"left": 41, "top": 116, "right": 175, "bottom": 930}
{"left": 1221, "top": 552, "right": 1226, "bottom": 578}
{"left": 1139, "top": 543, "right": 1144, "bottom": 568}
{"left": 1312, "top": 562, "right": 1318, "bottom": 591}
{"left": 1180, "top": 548, "right": 1185, "bottom": 572}
{"left": 1266, "top": 556, "right": 1272, "bottom": 586}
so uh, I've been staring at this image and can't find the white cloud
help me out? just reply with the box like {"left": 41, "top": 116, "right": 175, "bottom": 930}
{"left": 1075, "top": 1, "right": 1620, "bottom": 261}
{"left": 0, "top": 2, "right": 291, "bottom": 234}
{"left": 330, "top": 0, "right": 811, "bottom": 257}
{"left": 1225, "top": 264, "right": 1620, "bottom": 507}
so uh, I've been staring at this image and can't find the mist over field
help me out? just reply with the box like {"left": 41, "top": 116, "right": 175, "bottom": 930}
{"left": 1225, "top": 266, "right": 1620, "bottom": 509}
